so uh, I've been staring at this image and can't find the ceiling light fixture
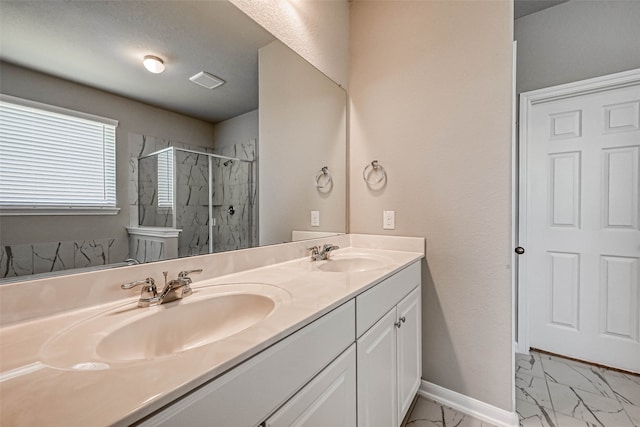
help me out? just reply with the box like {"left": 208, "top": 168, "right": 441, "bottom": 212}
{"left": 143, "top": 55, "right": 165, "bottom": 74}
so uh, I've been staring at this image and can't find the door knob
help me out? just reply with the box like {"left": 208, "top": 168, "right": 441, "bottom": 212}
{"left": 515, "top": 247, "right": 525, "bottom": 255}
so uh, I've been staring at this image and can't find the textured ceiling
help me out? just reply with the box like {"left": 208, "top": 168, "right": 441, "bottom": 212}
{"left": 1, "top": 0, "right": 568, "bottom": 123}
{"left": 0, "top": 1, "right": 275, "bottom": 124}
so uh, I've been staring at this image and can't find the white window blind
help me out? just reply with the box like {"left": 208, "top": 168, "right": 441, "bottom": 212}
{"left": 0, "top": 95, "right": 118, "bottom": 214}
{"left": 157, "top": 149, "right": 174, "bottom": 208}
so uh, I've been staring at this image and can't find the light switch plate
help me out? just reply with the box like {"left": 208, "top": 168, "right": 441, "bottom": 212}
{"left": 383, "top": 210, "right": 395, "bottom": 229}
{"left": 311, "top": 210, "right": 320, "bottom": 227}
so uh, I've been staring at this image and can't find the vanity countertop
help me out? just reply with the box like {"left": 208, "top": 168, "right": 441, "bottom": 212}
{"left": 0, "top": 235, "right": 424, "bottom": 426}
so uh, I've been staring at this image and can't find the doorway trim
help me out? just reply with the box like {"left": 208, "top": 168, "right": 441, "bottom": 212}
{"left": 515, "top": 68, "right": 640, "bottom": 355}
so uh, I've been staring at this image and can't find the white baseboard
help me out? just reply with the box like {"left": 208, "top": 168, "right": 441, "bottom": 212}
{"left": 418, "top": 380, "right": 519, "bottom": 427}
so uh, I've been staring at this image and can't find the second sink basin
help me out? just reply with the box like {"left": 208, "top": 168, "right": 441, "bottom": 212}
{"left": 291, "top": 251, "right": 394, "bottom": 273}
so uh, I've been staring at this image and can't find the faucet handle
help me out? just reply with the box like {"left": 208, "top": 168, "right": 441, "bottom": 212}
{"left": 178, "top": 269, "right": 203, "bottom": 279}
{"left": 320, "top": 244, "right": 340, "bottom": 260}
{"left": 177, "top": 269, "right": 202, "bottom": 287}
{"left": 121, "top": 277, "right": 155, "bottom": 290}
{"left": 121, "top": 277, "right": 158, "bottom": 307}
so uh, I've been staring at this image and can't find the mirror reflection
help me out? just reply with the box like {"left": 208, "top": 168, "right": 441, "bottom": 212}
{"left": 0, "top": 1, "right": 346, "bottom": 283}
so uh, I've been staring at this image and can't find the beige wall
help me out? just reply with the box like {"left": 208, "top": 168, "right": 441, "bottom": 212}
{"left": 230, "top": 0, "right": 349, "bottom": 88}
{"left": 258, "top": 41, "right": 347, "bottom": 246}
{"left": 0, "top": 62, "right": 215, "bottom": 251}
{"left": 349, "top": 1, "right": 514, "bottom": 411}
{"left": 515, "top": 0, "right": 640, "bottom": 94}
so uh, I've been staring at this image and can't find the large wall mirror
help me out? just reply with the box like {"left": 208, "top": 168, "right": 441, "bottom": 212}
{"left": 0, "top": 1, "right": 347, "bottom": 283}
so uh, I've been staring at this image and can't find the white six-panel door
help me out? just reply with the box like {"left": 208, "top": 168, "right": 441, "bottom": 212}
{"left": 520, "top": 69, "right": 640, "bottom": 373}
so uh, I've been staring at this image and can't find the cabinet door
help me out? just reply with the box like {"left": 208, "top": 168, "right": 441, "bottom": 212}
{"left": 396, "top": 286, "right": 422, "bottom": 425}
{"left": 265, "top": 344, "right": 356, "bottom": 427}
{"left": 357, "top": 308, "right": 398, "bottom": 427}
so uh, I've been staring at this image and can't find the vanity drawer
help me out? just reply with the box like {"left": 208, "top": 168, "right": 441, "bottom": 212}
{"left": 356, "top": 261, "right": 420, "bottom": 338}
{"left": 135, "top": 300, "right": 355, "bottom": 427}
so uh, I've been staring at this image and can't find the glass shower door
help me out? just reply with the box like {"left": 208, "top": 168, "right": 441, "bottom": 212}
{"left": 175, "top": 150, "right": 210, "bottom": 257}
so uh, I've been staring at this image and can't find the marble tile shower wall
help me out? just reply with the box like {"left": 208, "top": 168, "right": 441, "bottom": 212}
{"left": 176, "top": 150, "right": 211, "bottom": 257}
{"left": 213, "top": 141, "right": 257, "bottom": 253}
{"left": 0, "top": 238, "right": 125, "bottom": 279}
{"left": 129, "top": 133, "right": 256, "bottom": 258}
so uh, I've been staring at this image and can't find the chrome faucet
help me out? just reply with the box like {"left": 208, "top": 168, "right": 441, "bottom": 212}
{"left": 121, "top": 269, "right": 202, "bottom": 307}
{"left": 308, "top": 244, "right": 340, "bottom": 261}
{"left": 158, "top": 269, "right": 202, "bottom": 304}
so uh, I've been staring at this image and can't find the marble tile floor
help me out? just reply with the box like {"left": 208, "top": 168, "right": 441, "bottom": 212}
{"left": 515, "top": 351, "right": 639, "bottom": 427}
{"left": 404, "top": 396, "right": 498, "bottom": 426}
{"left": 404, "top": 351, "right": 639, "bottom": 427}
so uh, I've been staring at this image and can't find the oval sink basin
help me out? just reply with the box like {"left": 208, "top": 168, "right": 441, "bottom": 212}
{"left": 318, "top": 257, "right": 387, "bottom": 273}
{"left": 40, "top": 283, "right": 291, "bottom": 369}
{"left": 97, "top": 293, "right": 274, "bottom": 361}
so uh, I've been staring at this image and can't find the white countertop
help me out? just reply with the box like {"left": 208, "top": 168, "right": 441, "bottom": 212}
{"left": 0, "top": 235, "right": 424, "bottom": 426}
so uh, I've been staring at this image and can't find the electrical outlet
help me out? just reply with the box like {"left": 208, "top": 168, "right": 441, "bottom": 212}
{"left": 383, "top": 210, "right": 395, "bottom": 230}
{"left": 311, "top": 210, "right": 320, "bottom": 227}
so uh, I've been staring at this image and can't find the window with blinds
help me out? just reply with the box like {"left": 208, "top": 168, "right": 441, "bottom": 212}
{"left": 157, "top": 149, "right": 174, "bottom": 208}
{"left": 0, "top": 94, "right": 119, "bottom": 214}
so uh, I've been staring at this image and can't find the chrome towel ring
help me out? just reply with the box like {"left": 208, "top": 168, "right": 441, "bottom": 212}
{"left": 363, "top": 160, "right": 386, "bottom": 185}
{"left": 315, "top": 166, "right": 333, "bottom": 189}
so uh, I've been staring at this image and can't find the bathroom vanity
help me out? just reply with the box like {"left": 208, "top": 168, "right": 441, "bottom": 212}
{"left": 0, "top": 234, "right": 424, "bottom": 426}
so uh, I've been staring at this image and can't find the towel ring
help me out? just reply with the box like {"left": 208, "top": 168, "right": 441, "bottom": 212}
{"left": 315, "top": 166, "right": 332, "bottom": 189}
{"left": 363, "top": 160, "right": 386, "bottom": 185}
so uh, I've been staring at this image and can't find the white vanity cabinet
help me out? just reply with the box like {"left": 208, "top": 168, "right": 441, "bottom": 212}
{"left": 134, "top": 260, "right": 422, "bottom": 427}
{"left": 135, "top": 300, "right": 355, "bottom": 427}
{"left": 356, "top": 261, "right": 422, "bottom": 427}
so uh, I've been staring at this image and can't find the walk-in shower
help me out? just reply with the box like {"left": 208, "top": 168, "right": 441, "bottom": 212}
{"left": 137, "top": 146, "right": 255, "bottom": 257}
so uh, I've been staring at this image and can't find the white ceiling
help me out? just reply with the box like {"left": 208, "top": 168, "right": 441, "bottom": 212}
{"left": 514, "top": 0, "right": 570, "bottom": 19}
{"left": 0, "top": 1, "right": 275, "bottom": 124}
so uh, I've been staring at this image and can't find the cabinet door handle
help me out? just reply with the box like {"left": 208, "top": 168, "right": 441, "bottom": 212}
{"left": 395, "top": 321, "right": 403, "bottom": 328}
{"left": 400, "top": 316, "right": 406, "bottom": 323}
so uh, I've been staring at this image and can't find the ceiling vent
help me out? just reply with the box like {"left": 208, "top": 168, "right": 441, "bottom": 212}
{"left": 189, "top": 71, "right": 225, "bottom": 90}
